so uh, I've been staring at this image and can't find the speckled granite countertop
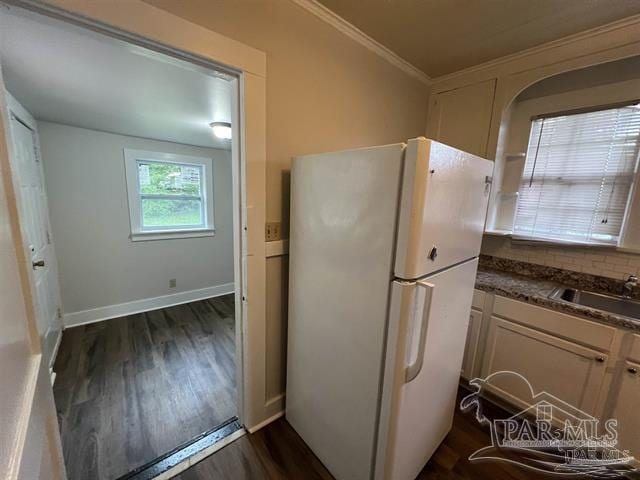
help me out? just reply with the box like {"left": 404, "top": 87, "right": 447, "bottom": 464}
{"left": 476, "top": 257, "right": 640, "bottom": 332}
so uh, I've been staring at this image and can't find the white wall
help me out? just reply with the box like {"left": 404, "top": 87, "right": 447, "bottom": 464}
{"left": 38, "top": 122, "right": 234, "bottom": 325}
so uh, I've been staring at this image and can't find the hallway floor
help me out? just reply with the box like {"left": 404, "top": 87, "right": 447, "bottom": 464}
{"left": 53, "top": 295, "right": 236, "bottom": 480}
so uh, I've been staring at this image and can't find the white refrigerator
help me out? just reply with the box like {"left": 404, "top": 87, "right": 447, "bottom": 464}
{"left": 286, "top": 137, "right": 493, "bottom": 480}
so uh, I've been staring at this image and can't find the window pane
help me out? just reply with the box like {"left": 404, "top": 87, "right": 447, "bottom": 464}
{"left": 138, "top": 162, "right": 202, "bottom": 196}
{"left": 141, "top": 198, "right": 203, "bottom": 228}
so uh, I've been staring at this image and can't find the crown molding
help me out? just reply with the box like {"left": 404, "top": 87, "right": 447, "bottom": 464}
{"left": 432, "top": 13, "right": 640, "bottom": 84}
{"left": 290, "top": 0, "right": 431, "bottom": 85}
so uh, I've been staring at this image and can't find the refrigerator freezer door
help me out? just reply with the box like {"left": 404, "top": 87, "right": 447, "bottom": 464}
{"left": 286, "top": 143, "right": 406, "bottom": 480}
{"left": 395, "top": 138, "right": 493, "bottom": 279}
{"left": 375, "top": 258, "right": 479, "bottom": 480}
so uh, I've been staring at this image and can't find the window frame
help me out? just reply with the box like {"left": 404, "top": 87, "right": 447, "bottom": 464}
{"left": 124, "top": 149, "right": 215, "bottom": 241}
{"left": 512, "top": 104, "right": 640, "bottom": 247}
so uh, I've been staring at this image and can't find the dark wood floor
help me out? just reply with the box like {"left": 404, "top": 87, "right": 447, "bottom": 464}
{"left": 53, "top": 295, "right": 236, "bottom": 480}
{"left": 177, "top": 399, "right": 563, "bottom": 480}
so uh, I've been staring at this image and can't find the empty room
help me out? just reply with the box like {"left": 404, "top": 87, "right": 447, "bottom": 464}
{"left": 1, "top": 7, "right": 241, "bottom": 479}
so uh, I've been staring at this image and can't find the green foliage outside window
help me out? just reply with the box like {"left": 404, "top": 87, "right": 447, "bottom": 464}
{"left": 138, "top": 161, "right": 204, "bottom": 227}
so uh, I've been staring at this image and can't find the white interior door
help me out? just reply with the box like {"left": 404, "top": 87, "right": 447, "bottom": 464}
{"left": 0, "top": 61, "right": 66, "bottom": 478}
{"left": 7, "top": 93, "right": 63, "bottom": 368}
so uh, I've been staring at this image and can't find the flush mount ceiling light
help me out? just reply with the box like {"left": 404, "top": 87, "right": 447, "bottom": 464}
{"left": 209, "top": 121, "right": 232, "bottom": 140}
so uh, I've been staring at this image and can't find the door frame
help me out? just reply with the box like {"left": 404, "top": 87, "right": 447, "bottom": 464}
{"left": 1, "top": 0, "right": 268, "bottom": 458}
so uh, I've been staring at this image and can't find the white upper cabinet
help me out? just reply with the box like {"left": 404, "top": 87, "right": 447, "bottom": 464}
{"left": 426, "top": 79, "right": 496, "bottom": 158}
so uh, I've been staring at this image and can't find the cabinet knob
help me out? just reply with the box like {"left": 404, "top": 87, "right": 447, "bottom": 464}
{"left": 595, "top": 356, "right": 605, "bottom": 363}
{"left": 628, "top": 367, "right": 638, "bottom": 375}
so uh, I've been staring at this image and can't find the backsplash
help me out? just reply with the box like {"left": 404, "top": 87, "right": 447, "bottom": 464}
{"left": 478, "top": 254, "right": 640, "bottom": 299}
{"left": 481, "top": 235, "right": 640, "bottom": 281}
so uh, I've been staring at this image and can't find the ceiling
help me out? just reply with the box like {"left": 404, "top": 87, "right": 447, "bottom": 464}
{"left": 316, "top": 0, "right": 640, "bottom": 78}
{"left": 0, "top": 9, "right": 233, "bottom": 149}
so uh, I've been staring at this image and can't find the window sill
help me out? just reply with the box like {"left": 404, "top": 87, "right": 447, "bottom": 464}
{"left": 483, "top": 230, "right": 618, "bottom": 249}
{"left": 130, "top": 228, "right": 215, "bottom": 242}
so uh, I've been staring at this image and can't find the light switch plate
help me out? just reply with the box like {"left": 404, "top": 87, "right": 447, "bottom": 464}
{"left": 265, "top": 222, "right": 281, "bottom": 242}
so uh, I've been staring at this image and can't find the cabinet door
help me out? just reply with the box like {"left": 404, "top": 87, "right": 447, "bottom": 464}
{"left": 610, "top": 360, "right": 640, "bottom": 458}
{"left": 461, "top": 308, "right": 482, "bottom": 380}
{"left": 426, "top": 79, "right": 496, "bottom": 157}
{"left": 482, "top": 316, "right": 607, "bottom": 415}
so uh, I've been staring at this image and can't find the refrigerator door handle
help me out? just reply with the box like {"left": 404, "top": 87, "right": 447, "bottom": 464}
{"left": 405, "top": 280, "right": 435, "bottom": 383}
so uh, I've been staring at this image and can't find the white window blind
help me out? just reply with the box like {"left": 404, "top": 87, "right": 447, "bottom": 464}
{"left": 514, "top": 104, "right": 640, "bottom": 245}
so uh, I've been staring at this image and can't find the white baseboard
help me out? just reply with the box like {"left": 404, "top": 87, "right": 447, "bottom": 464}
{"left": 247, "top": 410, "right": 285, "bottom": 434}
{"left": 265, "top": 393, "right": 285, "bottom": 410}
{"left": 63, "top": 283, "right": 235, "bottom": 328}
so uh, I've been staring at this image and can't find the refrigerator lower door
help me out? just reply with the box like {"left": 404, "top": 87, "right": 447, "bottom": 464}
{"left": 375, "top": 258, "right": 479, "bottom": 480}
{"left": 394, "top": 138, "right": 493, "bottom": 279}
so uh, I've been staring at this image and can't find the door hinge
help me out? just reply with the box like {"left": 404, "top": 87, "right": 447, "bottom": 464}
{"left": 56, "top": 307, "right": 62, "bottom": 319}
{"left": 46, "top": 231, "right": 51, "bottom": 244}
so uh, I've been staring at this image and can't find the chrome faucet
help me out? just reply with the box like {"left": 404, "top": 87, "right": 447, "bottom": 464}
{"left": 623, "top": 275, "right": 638, "bottom": 298}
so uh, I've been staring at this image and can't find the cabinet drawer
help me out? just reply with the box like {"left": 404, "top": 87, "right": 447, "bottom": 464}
{"left": 629, "top": 334, "right": 640, "bottom": 363}
{"left": 472, "top": 289, "right": 485, "bottom": 310}
{"left": 493, "top": 295, "right": 616, "bottom": 351}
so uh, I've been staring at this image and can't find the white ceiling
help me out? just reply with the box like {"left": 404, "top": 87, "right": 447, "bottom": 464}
{"left": 0, "top": 8, "right": 233, "bottom": 150}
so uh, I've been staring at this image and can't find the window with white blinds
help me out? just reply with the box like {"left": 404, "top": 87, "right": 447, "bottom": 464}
{"left": 514, "top": 104, "right": 640, "bottom": 245}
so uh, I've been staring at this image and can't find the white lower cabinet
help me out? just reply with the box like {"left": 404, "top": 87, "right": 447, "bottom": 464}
{"left": 610, "top": 360, "right": 640, "bottom": 458}
{"left": 481, "top": 316, "right": 608, "bottom": 415}
{"left": 464, "top": 292, "right": 640, "bottom": 459}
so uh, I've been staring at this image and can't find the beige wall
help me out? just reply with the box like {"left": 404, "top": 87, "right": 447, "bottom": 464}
{"left": 145, "top": 0, "right": 430, "bottom": 229}
{"left": 144, "top": 0, "right": 430, "bottom": 406}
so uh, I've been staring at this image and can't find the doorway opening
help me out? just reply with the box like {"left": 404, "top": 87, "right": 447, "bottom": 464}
{"left": 0, "top": 5, "right": 245, "bottom": 479}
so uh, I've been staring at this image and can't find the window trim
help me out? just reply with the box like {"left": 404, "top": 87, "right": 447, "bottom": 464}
{"left": 124, "top": 149, "right": 215, "bottom": 241}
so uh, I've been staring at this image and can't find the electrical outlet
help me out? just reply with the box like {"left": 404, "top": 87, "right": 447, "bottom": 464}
{"left": 265, "top": 222, "right": 282, "bottom": 242}
{"left": 169, "top": 278, "right": 177, "bottom": 288}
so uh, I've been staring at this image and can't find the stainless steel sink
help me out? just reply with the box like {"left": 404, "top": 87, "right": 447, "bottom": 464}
{"left": 549, "top": 287, "right": 640, "bottom": 320}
